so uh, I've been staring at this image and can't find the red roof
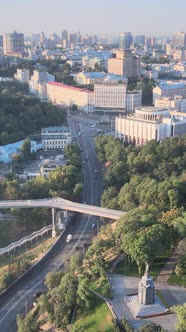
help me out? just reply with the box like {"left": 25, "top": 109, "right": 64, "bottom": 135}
{"left": 47, "top": 81, "right": 93, "bottom": 93}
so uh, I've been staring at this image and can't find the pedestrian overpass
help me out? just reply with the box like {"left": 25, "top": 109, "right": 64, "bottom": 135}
{"left": 0, "top": 197, "right": 125, "bottom": 237}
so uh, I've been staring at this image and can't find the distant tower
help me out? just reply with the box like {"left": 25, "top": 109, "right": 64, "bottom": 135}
{"left": 119, "top": 32, "right": 132, "bottom": 50}
{"left": 3, "top": 31, "right": 24, "bottom": 55}
{"left": 173, "top": 32, "right": 186, "bottom": 49}
{"left": 40, "top": 32, "right": 46, "bottom": 47}
{"left": 61, "top": 29, "right": 68, "bottom": 48}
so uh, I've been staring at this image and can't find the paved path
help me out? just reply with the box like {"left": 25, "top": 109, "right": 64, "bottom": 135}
{"left": 155, "top": 241, "right": 186, "bottom": 307}
{"left": 108, "top": 242, "right": 186, "bottom": 331}
{"left": 156, "top": 241, "right": 184, "bottom": 284}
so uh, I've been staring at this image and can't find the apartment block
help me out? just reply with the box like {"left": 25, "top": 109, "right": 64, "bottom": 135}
{"left": 3, "top": 31, "right": 24, "bottom": 56}
{"left": 108, "top": 50, "right": 140, "bottom": 79}
{"left": 47, "top": 82, "right": 94, "bottom": 112}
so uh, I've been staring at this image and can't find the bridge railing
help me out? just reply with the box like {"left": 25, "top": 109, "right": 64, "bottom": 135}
{"left": 0, "top": 225, "right": 52, "bottom": 258}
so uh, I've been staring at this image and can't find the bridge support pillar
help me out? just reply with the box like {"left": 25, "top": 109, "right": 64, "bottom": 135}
{"left": 63, "top": 210, "right": 68, "bottom": 218}
{"left": 51, "top": 208, "right": 56, "bottom": 238}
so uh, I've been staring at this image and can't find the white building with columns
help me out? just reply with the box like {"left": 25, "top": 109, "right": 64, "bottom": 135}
{"left": 41, "top": 126, "right": 71, "bottom": 150}
{"left": 115, "top": 106, "right": 186, "bottom": 145}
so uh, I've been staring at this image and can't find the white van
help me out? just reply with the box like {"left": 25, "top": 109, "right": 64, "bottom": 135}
{"left": 66, "top": 234, "right": 72, "bottom": 243}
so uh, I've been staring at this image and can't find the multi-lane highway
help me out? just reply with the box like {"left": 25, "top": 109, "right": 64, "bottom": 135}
{"left": 0, "top": 112, "right": 120, "bottom": 331}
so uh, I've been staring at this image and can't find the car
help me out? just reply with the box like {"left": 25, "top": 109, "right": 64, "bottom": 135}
{"left": 66, "top": 234, "right": 72, "bottom": 243}
{"left": 92, "top": 223, "right": 96, "bottom": 229}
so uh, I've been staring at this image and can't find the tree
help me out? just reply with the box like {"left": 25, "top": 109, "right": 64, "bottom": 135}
{"left": 17, "top": 313, "right": 42, "bottom": 332}
{"left": 137, "top": 323, "right": 164, "bottom": 331}
{"left": 175, "top": 264, "right": 183, "bottom": 277}
{"left": 49, "top": 273, "right": 78, "bottom": 329}
{"left": 21, "top": 139, "right": 31, "bottom": 160}
{"left": 44, "top": 271, "right": 64, "bottom": 290}
{"left": 172, "top": 303, "right": 186, "bottom": 332}
{"left": 64, "top": 252, "right": 82, "bottom": 274}
{"left": 70, "top": 104, "right": 78, "bottom": 112}
{"left": 77, "top": 278, "right": 91, "bottom": 308}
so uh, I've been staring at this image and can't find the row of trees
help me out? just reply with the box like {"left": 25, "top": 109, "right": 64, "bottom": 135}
{"left": 0, "top": 81, "right": 66, "bottom": 145}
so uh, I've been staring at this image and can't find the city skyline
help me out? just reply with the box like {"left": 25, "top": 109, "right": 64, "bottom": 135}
{"left": 0, "top": 0, "right": 186, "bottom": 37}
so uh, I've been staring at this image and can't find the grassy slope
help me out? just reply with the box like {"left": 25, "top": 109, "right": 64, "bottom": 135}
{"left": 74, "top": 297, "right": 113, "bottom": 332}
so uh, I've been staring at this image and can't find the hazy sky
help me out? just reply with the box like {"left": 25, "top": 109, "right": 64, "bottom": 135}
{"left": 0, "top": 0, "right": 186, "bottom": 37}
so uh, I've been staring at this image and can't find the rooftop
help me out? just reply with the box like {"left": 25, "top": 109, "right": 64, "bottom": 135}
{"left": 157, "top": 81, "right": 186, "bottom": 90}
{"left": 47, "top": 81, "right": 93, "bottom": 93}
{"left": 42, "top": 126, "right": 70, "bottom": 133}
{"left": 81, "top": 71, "right": 107, "bottom": 79}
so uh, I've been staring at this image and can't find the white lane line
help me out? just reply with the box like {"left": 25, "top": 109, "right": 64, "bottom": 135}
{"left": 0, "top": 278, "right": 42, "bottom": 325}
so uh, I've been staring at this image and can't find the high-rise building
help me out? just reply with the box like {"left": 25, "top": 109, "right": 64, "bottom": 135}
{"left": 119, "top": 32, "right": 132, "bottom": 50}
{"left": 0, "top": 35, "right": 3, "bottom": 48}
{"left": 173, "top": 32, "right": 186, "bottom": 49}
{"left": 61, "top": 29, "right": 68, "bottom": 48}
{"left": 3, "top": 31, "right": 24, "bottom": 55}
{"left": 108, "top": 50, "right": 141, "bottom": 79}
{"left": 134, "top": 35, "right": 145, "bottom": 45}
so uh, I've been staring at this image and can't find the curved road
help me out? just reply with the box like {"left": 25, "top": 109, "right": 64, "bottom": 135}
{"left": 0, "top": 113, "right": 122, "bottom": 332}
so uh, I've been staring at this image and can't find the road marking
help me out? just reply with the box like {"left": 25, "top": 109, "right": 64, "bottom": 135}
{"left": 0, "top": 278, "right": 43, "bottom": 325}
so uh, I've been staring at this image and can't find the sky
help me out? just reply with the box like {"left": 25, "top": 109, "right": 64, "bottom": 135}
{"left": 0, "top": 0, "right": 186, "bottom": 37}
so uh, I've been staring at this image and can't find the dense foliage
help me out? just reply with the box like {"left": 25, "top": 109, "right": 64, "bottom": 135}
{"left": 128, "top": 77, "right": 156, "bottom": 105}
{"left": 0, "top": 81, "right": 66, "bottom": 145}
{"left": 95, "top": 135, "right": 186, "bottom": 274}
{"left": 95, "top": 136, "right": 186, "bottom": 211}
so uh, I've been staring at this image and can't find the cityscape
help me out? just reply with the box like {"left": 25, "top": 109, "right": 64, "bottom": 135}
{"left": 0, "top": 1, "right": 186, "bottom": 332}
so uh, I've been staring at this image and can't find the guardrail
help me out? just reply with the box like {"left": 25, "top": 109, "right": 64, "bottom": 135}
{"left": 0, "top": 225, "right": 52, "bottom": 258}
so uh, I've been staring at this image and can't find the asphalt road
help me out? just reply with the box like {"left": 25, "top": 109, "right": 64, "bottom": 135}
{"left": 0, "top": 112, "right": 105, "bottom": 332}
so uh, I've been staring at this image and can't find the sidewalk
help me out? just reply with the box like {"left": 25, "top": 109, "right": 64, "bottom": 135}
{"left": 156, "top": 241, "right": 184, "bottom": 284}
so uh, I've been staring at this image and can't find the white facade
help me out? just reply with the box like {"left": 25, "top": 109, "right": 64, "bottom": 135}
{"left": 94, "top": 82, "right": 127, "bottom": 110}
{"left": 47, "top": 82, "right": 94, "bottom": 112}
{"left": 41, "top": 126, "right": 71, "bottom": 150}
{"left": 47, "top": 80, "right": 141, "bottom": 114}
{"left": 14, "top": 69, "right": 29, "bottom": 83}
{"left": 115, "top": 106, "right": 186, "bottom": 145}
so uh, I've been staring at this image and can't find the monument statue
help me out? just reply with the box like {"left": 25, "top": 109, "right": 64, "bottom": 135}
{"left": 138, "top": 262, "right": 155, "bottom": 305}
